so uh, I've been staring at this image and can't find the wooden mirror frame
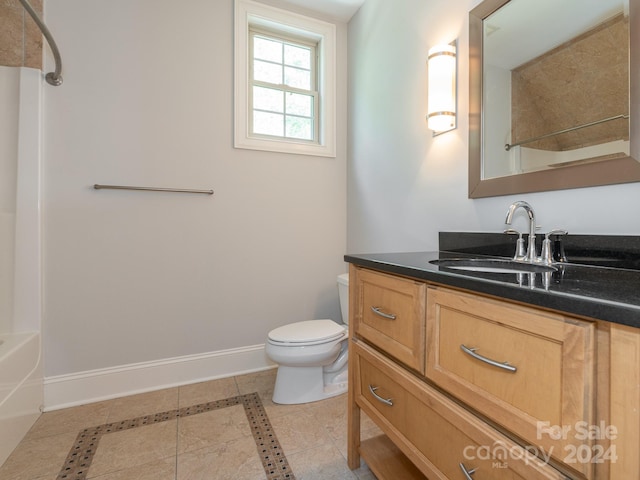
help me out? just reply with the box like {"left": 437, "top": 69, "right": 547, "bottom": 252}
{"left": 469, "top": 0, "right": 640, "bottom": 198}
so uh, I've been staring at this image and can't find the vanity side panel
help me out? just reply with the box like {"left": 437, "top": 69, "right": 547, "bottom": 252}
{"left": 609, "top": 323, "right": 640, "bottom": 480}
{"left": 347, "top": 263, "right": 361, "bottom": 469}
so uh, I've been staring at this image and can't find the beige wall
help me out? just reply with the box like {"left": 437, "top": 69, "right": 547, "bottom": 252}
{"left": 42, "top": 0, "right": 348, "bottom": 378}
{"left": 347, "top": 0, "right": 640, "bottom": 256}
{"left": 0, "top": 0, "right": 43, "bottom": 68}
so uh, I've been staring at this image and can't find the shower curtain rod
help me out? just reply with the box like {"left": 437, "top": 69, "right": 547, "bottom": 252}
{"left": 18, "top": 0, "right": 63, "bottom": 86}
{"left": 505, "top": 114, "right": 629, "bottom": 151}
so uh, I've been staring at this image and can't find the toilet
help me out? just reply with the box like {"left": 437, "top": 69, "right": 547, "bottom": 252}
{"left": 265, "top": 273, "right": 350, "bottom": 404}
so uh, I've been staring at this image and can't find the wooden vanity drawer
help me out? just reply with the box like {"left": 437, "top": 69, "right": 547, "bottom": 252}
{"left": 426, "top": 286, "right": 595, "bottom": 478}
{"left": 356, "top": 342, "right": 409, "bottom": 433}
{"left": 354, "top": 340, "right": 566, "bottom": 480}
{"left": 352, "top": 267, "right": 426, "bottom": 372}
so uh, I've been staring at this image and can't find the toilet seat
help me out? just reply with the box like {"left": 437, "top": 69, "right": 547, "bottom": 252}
{"left": 268, "top": 319, "right": 346, "bottom": 347}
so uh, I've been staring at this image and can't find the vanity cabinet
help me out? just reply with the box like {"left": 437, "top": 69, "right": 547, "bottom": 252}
{"left": 347, "top": 264, "right": 640, "bottom": 480}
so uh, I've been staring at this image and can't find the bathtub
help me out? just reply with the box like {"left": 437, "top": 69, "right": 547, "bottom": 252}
{"left": 0, "top": 332, "right": 43, "bottom": 465}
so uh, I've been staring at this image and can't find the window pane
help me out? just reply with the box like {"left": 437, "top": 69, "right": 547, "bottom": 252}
{"left": 254, "top": 60, "right": 282, "bottom": 84}
{"left": 284, "top": 66, "right": 311, "bottom": 90}
{"left": 245, "top": 27, "right": 321, "bottom": 146}
{"left": 254, "top": 36, "right": 282, "bottom": 63}
{"left": 254, "top": 111, "right": 284, "bottom": 136}
{"left": 285, "top": 44, "right": 311, "bottom": 69}
{"left": 286, "top": 116, "right": 312, "bottom": 140}
{"left": 286, "top": 92, "right": 312, "bottom": 117}
{"left": 254, "top": 86, "right": 284, "bottom": 113}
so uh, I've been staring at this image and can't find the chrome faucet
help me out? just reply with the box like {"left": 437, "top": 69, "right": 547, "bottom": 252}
{"left": 505, "top": 201, "right": 537, "bottom": 262}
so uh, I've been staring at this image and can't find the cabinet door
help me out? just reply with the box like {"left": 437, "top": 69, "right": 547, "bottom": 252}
{"left": 354, "top": 340, "right": 567, "bottom": 480}
{"left": 353, "top": 267, "right": 426, "bottom": 373}
{"left": 426, "top": 286, "right": 595, "bottom": 479}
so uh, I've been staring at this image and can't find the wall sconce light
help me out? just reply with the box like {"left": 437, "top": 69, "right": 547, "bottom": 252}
{"left": 427, "top": 41, "right": 457, "bottom": 135}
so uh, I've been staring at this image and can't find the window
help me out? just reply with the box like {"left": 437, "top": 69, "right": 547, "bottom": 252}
{"left": 250, "top": 30, "right": 317, "bottom": 142}
{"left": 234, "top": 0, "right": 336, "bottom": 157}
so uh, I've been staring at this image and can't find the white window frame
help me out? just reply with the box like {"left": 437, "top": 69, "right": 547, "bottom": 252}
{"left": 234, "top": 0, "right": 336, "bottom": 157}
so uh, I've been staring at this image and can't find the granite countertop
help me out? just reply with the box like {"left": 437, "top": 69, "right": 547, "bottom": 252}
{"left": 344, "top": 233, "right": 640, "bottom": 329}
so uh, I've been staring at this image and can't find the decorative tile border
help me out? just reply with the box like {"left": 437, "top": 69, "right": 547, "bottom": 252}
{"left": 56, "top": 392, "right": 295, "bottom": 480}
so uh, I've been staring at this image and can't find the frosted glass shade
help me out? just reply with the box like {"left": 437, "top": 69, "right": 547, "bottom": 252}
{"left": 427, "top": 43, "right": 457, "bottom": 134}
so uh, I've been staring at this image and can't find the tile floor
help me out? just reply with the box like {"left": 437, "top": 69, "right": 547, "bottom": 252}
{"left": 0, "top": 369, "right": 382, "bottom": 480}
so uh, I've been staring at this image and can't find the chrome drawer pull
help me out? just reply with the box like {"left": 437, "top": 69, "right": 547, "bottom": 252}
{"left": 368, "top": 385, "right": 393, "bottom": 406}
{"left": 370, "top": 306, "right": 396, "bottom": 320}
{"left": 459, "top": 463, "right": 477, "bottom": 479}
{"left": 461, "top": 344, "right": 517, "bottom": 373}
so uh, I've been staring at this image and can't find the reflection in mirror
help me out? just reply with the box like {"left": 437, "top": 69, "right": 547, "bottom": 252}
{"left": 484, "top": 0, "right": 628, "bottom": 179}
{"left": 469, "top": 0, "right": 640, "bottom": 198}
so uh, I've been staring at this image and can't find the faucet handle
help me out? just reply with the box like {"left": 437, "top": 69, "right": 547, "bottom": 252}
{"left": 503, "top": 229, "right": 525, "bottom": 260}
{"left": 541, "top": 229, "right": 568, "bottom": 264}
{"left": 545, "top": 229, "right": 568, "bottom": 239}
{"left": 546, "top": 229, "right": 568, "bottom": 263}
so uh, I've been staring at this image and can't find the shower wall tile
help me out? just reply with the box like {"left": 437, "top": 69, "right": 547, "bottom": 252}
{"left": 0, "top": 0, "right": 23, "bottom": 66}
{"left": 511, "top": 14, "right": 628, "bottom": 151}
{"left": 24, "top": 0, "right": 43, "bottom": 69}
{"left": 0, "top": 0, "right": 43, "bottom": 69}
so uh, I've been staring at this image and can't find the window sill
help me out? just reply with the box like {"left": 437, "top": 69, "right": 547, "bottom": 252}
{"left": 234, "top": 134, "right": 336, "bottom": 158}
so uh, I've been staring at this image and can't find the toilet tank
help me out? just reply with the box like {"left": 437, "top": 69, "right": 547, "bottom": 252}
{"left": 337, "top": 273, "right": 349, "bottom": 324}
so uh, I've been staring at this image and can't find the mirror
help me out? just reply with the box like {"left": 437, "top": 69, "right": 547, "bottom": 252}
{"left": 469, "top": 0, "right": 640, "bottom": 198}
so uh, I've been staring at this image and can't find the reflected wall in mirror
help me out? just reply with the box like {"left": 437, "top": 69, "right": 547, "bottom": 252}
{"left": 469, "top": 0, "right": 640, "bottom": 198}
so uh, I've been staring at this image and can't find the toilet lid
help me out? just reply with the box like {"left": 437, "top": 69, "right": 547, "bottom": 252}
{"left": 268, "top": 319, "right": 346, "bottom": 345}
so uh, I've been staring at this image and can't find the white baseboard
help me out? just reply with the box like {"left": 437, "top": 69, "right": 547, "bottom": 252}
{"left": 43, "top": 344, "right": 276, "bottom": 411}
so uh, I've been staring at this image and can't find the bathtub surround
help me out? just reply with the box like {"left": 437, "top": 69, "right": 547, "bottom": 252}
{"left": 1, "top": 3, "right": 49, "bottom": 467}
{"left": 1, "top": 1, "right": 60, "bottom": 468}
{"left": 0, "top": 65, "right": 44, "bottom": 466}
{"left": 0, "top": 68, "right": 19, "bottom": 333}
